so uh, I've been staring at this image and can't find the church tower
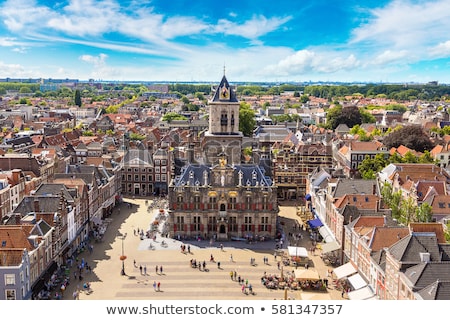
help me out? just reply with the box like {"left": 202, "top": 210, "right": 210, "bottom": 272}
{"left": 202, "top": 73, "right": 243, "bottom": 165}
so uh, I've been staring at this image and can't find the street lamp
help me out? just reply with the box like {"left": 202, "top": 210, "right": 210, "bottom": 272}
{"left": 118, "top": 232, "right": 128, "bottom": 276}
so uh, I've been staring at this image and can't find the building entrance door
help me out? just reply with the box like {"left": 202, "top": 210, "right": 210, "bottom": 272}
{"left": 218, "top": 224, "right": 227, "bottom": 240}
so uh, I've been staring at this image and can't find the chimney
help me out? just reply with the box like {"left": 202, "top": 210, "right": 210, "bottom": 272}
{"left": 34, "top": 199, "right": 39, "bottom": 212}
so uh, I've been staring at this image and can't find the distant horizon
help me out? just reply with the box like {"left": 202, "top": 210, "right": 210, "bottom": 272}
{"left": 1, "top": 77, "right": 447, "bottom": 87}
{"left": 1, "top": 1, "right": 450, "bottom": 83}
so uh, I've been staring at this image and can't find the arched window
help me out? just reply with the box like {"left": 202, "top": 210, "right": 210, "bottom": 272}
{"left": 220, "top": 112, "right": 228, "bottom": 126}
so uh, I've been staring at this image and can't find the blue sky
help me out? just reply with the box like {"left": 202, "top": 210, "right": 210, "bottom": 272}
{"left": 1, "top": 0, "right": 450, "bottom": 83}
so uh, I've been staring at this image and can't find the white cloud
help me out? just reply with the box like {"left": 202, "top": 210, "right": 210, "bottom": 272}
{"left": 215, "top": 15, "right": 292, "bottom": 40}
{"left": 429, "top": 41, "right": 450, "bottom": 58}
{"left": 0, "top": 60, "right": 35, "bottom": 77}
{"left": 0, "top": 0, "right": 54, "bottom": 32}
{"left": 79, "top": 53, "right": 121, "bottom": 79}
{"left": 12, "top": 47, "right": 28, "bottom": 54}
{"left": 351, "top": 0, "right": 450, "bottom": 50}
{"left": 372, "top": 50, "right": 409, "bottom": 65}
{"left": 263, "top": 49, "right": 360, "bottom": 77}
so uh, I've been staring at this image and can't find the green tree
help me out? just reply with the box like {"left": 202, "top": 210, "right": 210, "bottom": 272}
{"left": 181, "top": 96, "right": 190, "bottom": 104}
{"left": 239, "top": 102, "right": 256, "bottom": 137}
{"left": 74, "top": 89, "right": 82, "bottom": 107}
{"left": 82, "top": 130, "right": 94, "bottom": 136}
{"left": 358, "top": 154, "right": 389, "bottom": 179}
{"left": 360, "top": 109, "right": 376, "bottom": 123}
{"left": 390, "top": 191, "right": 403, "bottom": 221}
{"left": 300, "top": 95, "right": 310, "bottom": 103}
{"left": 399, "top": 197, "right": 417, "bottom": 225}
{"left": 129, "top": 133, "right": 145, "bottom": 141}
{"left": 416, "top": 202, "right": 432, "bottom": 223}
{"left": 162, "top": 112, "right": 188, "bottom": 122}
{"left": 19, "top": 86, "right": 32, "bottom": 94}
{"left": 381, "top": 183, "right": 402, "bottom": 220}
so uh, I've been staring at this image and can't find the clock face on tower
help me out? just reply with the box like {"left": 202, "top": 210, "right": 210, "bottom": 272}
{"left": 220, "top": 85, "right": 230, "bottom": 100}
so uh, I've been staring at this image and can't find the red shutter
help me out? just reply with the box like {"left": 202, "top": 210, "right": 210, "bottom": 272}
{"left": 268, "top": 203, "right": 273, "bottom": 211}
{"left": 268, "top": 225, "right": 271, "bottom": 232}
{"left": 236, "top": 203, "right": 240, "bottom": 210}
{"left": 200, "top": 224, "right": 204, "bottom": 231}
{"left": 252, "top": 225, "right": 255, "bottom": 232}
{"left": 252, "top": 203, "right": 256, "bottom": 210}
{"left": 173, "top": 204, "right": 177, "bottom": 210}
{"left": 173, "top": 224, "right": 177, "bottom": 232}
{"left": 200, "top": 203, "right": 204, "bottom": 210}
{"left": 241, "top": 225, "right": 245, "bottom": 232}
{"left": 190, "top": 203, "right": 194, "bottom": 210}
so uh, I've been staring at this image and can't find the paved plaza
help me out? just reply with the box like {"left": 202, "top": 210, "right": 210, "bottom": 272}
{"left": 62, "top": 198, "right": 344, "bottom": 300}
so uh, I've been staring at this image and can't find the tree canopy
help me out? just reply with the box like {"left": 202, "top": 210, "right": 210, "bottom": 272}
{"left": 162, "top": 112, "right": 188, "bottom": 122}
{"left": 239, "top": 102, "right": 256, "bottom": 137}
{"left": 326, "top": 105, "right": 362, "bottom": 130}
{"left": 382, "top": 125, "right": 434, "bottom": 152}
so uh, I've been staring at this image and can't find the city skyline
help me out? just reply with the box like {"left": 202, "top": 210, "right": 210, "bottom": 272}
{"left": 1, "top": 0, "right": 450, "bottom": 84}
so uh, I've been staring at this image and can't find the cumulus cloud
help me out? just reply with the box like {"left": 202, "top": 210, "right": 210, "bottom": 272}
{"left": 215, "top": 15, "right": 292, "bottom": 40}
{"left": 0, "top": 60, "right": 35, "bottom": 77}
{"left": 429, "top": 41, "right": 450, "bottom": 58}
{"left": 79, "top": 53, "right": 121, "bottom": 79}
{"left": 372, "top": 50, "right": 409, "bottom": 65}
{"left": 351, "top": 0, "right": 450, "bottom": 50}
{"left": 263, "top": 49, "right": 360, "bottom": 77}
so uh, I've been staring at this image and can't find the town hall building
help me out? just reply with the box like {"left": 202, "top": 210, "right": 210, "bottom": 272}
{"left": 167, "top": 75, "right": 279, "bottom": 240}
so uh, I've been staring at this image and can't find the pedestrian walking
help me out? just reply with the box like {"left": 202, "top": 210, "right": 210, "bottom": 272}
{"left": 144, "top": 265, "right": 147, "bottom": 275}
{"left": 139, "top": 265, "right": 142, "bottom": 274}
{"left": 217, "top": 261, "right": 221, "bottom": 269}
{"left": 230, "top": 271, "right": 234, "bottom": 280}
{"left": 157, "top": 282, "right": 161, "bottom": 291}
{"left": 220, "top": 243, "right": 224, "bottom": 251}
{"left": 153, "top": 281, "right": 157, "bottom": 291}
{"left": 241, "top": 284, "right": 246, "bottom": 294}
{"left": 156, "top": 265, "right": 158, "bottom": 274}
{"left": 160, "top": 266, "right": 163, "bottom": 274}
{"left": 230, "top": 254, "right": 233, "bottom": 262}
{"left": 134, "top": 260, "right": 137, "bottom": 267}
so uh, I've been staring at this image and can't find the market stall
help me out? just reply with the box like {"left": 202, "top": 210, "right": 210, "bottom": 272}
{"left": 287, "top": 246, "right": 309, "bottom": 266}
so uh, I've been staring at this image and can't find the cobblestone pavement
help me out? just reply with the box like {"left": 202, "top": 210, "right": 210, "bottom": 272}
{"left": 61, "top": 198, "right": 344, "bottom": 300}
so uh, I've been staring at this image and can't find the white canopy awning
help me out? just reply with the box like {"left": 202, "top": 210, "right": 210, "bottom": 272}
{"left": 321, "top": 241, "right": 340, "bottom": 254}
{"left": 294, "top": 269, "right": 321, "bottom": 280}
{"left": 287, "top": 246, "right": 309, "bottom": 258}
{"left": 348, "top": 286, "right": 376, "bottom": 300}
{"left": 333, "top": 262, "right": 357, "bottom": 280}
{"left": 318, "top": 226, "right": 335, "bottom": 243}
{"left": 347, "top": 273, "right": 367, "bottom": 290}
